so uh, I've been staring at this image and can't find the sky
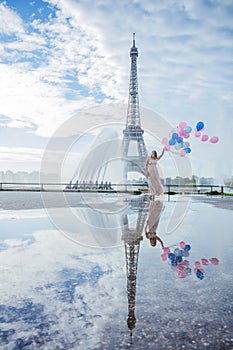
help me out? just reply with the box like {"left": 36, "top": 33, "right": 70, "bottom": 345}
{"left": 0, "top": 0, "right": 233, "bottom": 181}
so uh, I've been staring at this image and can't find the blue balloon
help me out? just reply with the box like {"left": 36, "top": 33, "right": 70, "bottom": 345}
{"left": 171, "top": 260, "right": 177, "bottom": 266}
{"left": 184, "top": 126, "right": 192, "bottom": 134}
{"left": 169, "top": 138, "right": 176, "bottom": 145}
{"left": 176, "top": 255, "right": 183, "bottom": 263}
{"left": 168, "top": 253, "right": 176, "bottom": 261}
{"left": 196, "top": 121, "right": 204, "bottom": 131}
{"left": 178, "top": 250, "right": 183, "bottom": 257}
{"left": 196, "top": 269, "right": 204, "bottom": 280}
{"left": 177, "top": 137, "right": 183, "bottom": 143}
{"left": 174, "top": 248, "right": 180, "bottom": 256}
{"left": 172, "top": 132, "right": 178, "bottom": 140}
{"left": 184, "top": 244, "right": 191, "bottom": 251}
{"left": 185, "top": 147, "right": 191, "bottom": 153}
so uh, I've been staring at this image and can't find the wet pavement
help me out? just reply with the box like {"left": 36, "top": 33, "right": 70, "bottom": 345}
{"left": 0, "top": 193, "right": 232, "bottom": 349}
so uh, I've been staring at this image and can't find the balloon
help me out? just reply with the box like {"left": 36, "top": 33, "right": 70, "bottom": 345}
{"left": 196, "top": 270, "right": 204, "bottom": 280}
{"left": 201, "top": 134, "right": 209, "bottom": 142}
{"left": 172, "top": 132, "right": 178, "bottom": 140}
{"left": 171, "top": 260, "right": 177, "bottom": 266}
{"left": 195, "top": 131, "right": 201, "bottom": 137}
{"left": 179, "top": 241, "right": 186, "bottom": 249}
{"left": 168, "top": 253, "right": 176, "bottom": 261}
{"left": 183, "top": 133, "right": 190, "bottom": 139}
{"left": 201, "top": 258, "right": 209, "bottom": 266}
{"left": 182, "top": 260, "right": 189, "bottom": 266}
{"left": 185, "top": 147, "right": 191, "bottom": 153}
{"left": 180, "top": 149, "right": 186, "bottom": 157}
{"left": 184, "top": 267, "right": 192, "bottom": 275}
{"left": 194, "top": 261, "right": 201, "bottom": 268}
{"left": 209, "top": 258, "right": 219, "bottom": 265}
{"left": 184, "top": 244, "right": 191, "bottom": 251}
{"left": 184, "top": 126, "right": 192, "bottom": 134}
{"left": 163, "top": 247, "right": 170, "bottom": 254}
{"left": 179, "top": 121, "right": 187, "bottom": 129}
{"left": 178, "top": 270, "right": 186, "bottom": 278}
{"left": 182, "top": 250, "right": 189, "bottom": 257}
{"left": 177, "top": 136, "right": 183, "bottom": 143}
{"left": 169, "top": 138, "right": 176, "bottom": 145}
{"left": 174, "top": 143, "right": 181, "bottom": 150}
{"left": 184, "top": 142, "right": 190, "bottom": 148}
{"left": 161, "top": 253, "right": 167, "bottom": 261}
{"left": 196, "top": 121, "right": 204, "bottom": 131}
{"left": 176, "top": 256, "right": 183, "bottom": 263}
{"left": 174, "top": 248, "right": 180, "bottom": 256}
{"left": 164, "top": 144, "right": 170, "bottom": 151}
{"left": 162, "top": 137, "right": 169, "bottom": 145}
{"left": 210, "top": 136, "right": 219, "bottom": 144}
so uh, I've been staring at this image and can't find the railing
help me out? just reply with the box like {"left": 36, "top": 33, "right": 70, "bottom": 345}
{"left": 0, "top": 182, "right": 232, "bottom": 195}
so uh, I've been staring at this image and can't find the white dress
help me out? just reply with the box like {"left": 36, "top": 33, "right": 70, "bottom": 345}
{"left": 147, "top": 159, "right": 164, "bottom": 196}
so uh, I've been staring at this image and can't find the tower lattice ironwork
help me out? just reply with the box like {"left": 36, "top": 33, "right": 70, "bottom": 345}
{"left": 122, "top": 33, "right": 148, "bottom": 179}
{"left": 121, "top": 197, "right": 149, "bottom": 343}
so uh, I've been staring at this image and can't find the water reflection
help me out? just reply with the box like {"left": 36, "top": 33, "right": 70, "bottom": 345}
{"left": 0, "top": 195, "right": 232, "bottom": 349}
{"left": 145, "top": 200, "right": 165, "bottom": 248}
{"left": 121, "top": 196, "right": 149, "bottom": 343}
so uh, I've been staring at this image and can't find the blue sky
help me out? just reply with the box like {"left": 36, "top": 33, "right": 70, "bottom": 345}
{"left": 0, "top": 0, "right": 233, "bottom": 180}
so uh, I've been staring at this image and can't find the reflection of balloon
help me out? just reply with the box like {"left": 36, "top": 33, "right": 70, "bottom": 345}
{"left": 201, "top": 134, "right": 209, "bottom": 142}
{"left": 196, "top": 121, "right": 204, "bottom": 131}
{"left": 178, "top": 270, "right": 186, "bottom": 278}
{"left": 184, "top": 126, "right": 192, "bottom": 133}
{"left": 184, "top": 142, "right": 190, "bottom": 148}
{"left": 210, "top": 136, "right": 219, "bottom": 144}
{"left": 168, "top": 253, "right": 176, "bottom": 261}
{"left": 195, "top": 131, "right": 201, "bottom": 137}
{"left": 184, "top": 267, "right": 192, "bottom": 274}
{"left": 209, "top": 258, "right": 219, "bottom": 265}
{"left": 180, "top": 149, "right": 186, "bottom": 157}
{"left": 194, "top": 261, "right": 201, "bottom": 268}
{"left": 185, "top": 147, "right": 191, "bottom": 153}
{"left": 180, "top": 241, "right": 186, "bottom": 249}
{"left": 184, "top": 244, "right": 191, "bottom": 251}
{"left": 161, "top": 253, "right": 167, "bottom": 261}
{"left": 174, "top": 248, "right": 180, "bottom": 256}
{"left": 182, "top": 250, "right": 189, "bottom": 257}
{"left": 201, "top": 258, "right": 209, "bottom": 266}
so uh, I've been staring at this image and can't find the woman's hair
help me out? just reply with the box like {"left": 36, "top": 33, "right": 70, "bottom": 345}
{"left": 151, "top": 150, "right": 157, "bottom": 158}
{"left": 150, "top": 237, "right": 157, "bottom": 246}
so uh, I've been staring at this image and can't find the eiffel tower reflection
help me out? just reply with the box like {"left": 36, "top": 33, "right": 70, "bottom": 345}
{"left": 121, "top": 197, "right": 164, "bottom": 343}
{"left": 121, "top": 196, "right": 149, "bottom": 343}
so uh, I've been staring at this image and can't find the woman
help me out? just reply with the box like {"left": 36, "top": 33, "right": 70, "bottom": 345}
{"left": 145, "top": 148, "right": 164, "bottom": 199}
{"left": 145, "top": 200, "right": 164, "bottom": 248}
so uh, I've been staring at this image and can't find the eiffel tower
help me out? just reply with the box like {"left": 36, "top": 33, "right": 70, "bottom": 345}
{"left": 121, "top": 196, "right": 149, "bottom": 343}
{"left": 122, "top": 33, "right": 148, "bottom": 180}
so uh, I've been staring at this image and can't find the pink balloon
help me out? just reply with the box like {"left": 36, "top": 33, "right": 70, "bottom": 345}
{"left": 201, "top": 258, "right": 209, "bottom": 266}
{"left": 162, "top": 137, "right": 169, "bottom": 145}
{"left": 209, "top": 136, "right": 219, "bottom": 144}
{"left": 163, "top": 247, "right": 170, "bottom": 254}
{"left": 180, "top": 149, "right": 186, "bottom": 157}
{"left": 164, "top": 144, "right": 170, "bottom": 151}
{"left": 201, "top": 134, "right": 209, "bottom": 142}
{"left": 179, "top": 121, "right": 187, "bottom": 129}
{"left": 179, "top": 241, "right": 186, "bottom": 249}
{"left": 195, "top": 131, "right": 201, "bottom": 137}
{"left": 161, "top": 253, "right": 167, "bottom": 261}
{"left": 182, "top": 260, "right": 189, "bottom": 266}
{"left": 209, "top": 258, "right": 219, "bottom": 265}
{"left": 183, "top": 133, "right": 190, "bottom": 139}
{"left": 178, "top": 270, "right": 186, "bottom": 278}
{"left": 194, "top": 261, "right": 201, "bottom": 268}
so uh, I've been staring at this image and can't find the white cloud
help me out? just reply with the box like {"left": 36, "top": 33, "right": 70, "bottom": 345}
{"left": 0, "top": 2, "right": 24, "bottom": 36}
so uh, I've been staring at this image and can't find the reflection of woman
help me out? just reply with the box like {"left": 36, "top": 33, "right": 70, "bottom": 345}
{"left": 145, "top": 200, "right": 164, "bottom": 248}
{"left": 145, "top": 149, "right": 164, "bottom": 199}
